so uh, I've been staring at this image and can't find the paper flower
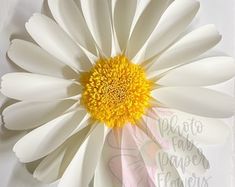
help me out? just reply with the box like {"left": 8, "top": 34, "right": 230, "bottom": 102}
{"left": 1, "top": 0, "right": 235, "bottom": 186}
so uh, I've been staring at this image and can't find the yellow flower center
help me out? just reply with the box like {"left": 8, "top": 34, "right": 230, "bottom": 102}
{"left": 81, "top": 55, "right": 152, "bottom": 128}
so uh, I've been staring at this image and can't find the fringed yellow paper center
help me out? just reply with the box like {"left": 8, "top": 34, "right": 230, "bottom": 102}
{"left": 81, "top": 55, "right": 152, "bottom": 128}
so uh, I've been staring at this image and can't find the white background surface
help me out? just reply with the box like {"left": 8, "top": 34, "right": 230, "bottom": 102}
{"left": 0, "top": 0, "right": 234, "bottom": 187}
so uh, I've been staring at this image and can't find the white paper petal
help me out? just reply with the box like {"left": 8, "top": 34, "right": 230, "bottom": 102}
{"left": 152, "top": 87, "right": 235, "bottom": 118}
{"left": 122, "top": 126, "right": 157, "bottom": 186}
{"left": 80, "top": 0, "right": 112, "bottom": 56}
{"left": 156, "top": 57, "right": 235, "bottom": 86}
{"left": 114, "top": 0, "right": 137, "bottom": 52}
{"left": 120, "top": 125, "right": 183, "bottom": 186}
{"left": 58, "top": 125, "right": 108, "bottom": 187}
{"left": 34, "top": 127, "right": 90, "bottom": 183}
{"left": 93, "top": 131, "right": 122, "bottom": 187}
{"left": 48, "top": 0, "right": 96, "bottom": 54}
{"left": 97, "top": 125, "right": 183, "bottom": 187}
{"left": 144, "top": 0, "right": 200, "bottom": 61}
{"left": 148, "top": 25, "right": 221, "bottom": 72}
{"left": 155, "top": 151, "right": 183, "bottom": 187}
{"left": 143, "top": 113, "right": 209, "bottom": 175}
{"left": 151, "top": 122, "right": 210, "bottom": 174}
{"left": 94, "top": 127, "right": 154, "bottom": 187}
{"left": 8, "top": 39, "right": 77, "bottom": 78}
{"left": 25, "top": 13, "right": 92, "bottom": 71}
{"left": 1, "top": 73, "right": 81, "bottom": 101}
{"left": 126, "top": 0, "right": 168, "bottom": 59}
{"left": 13, "top": 109, "right": 89, "bottom": 163}
{"left": 163, "top": 136, "right": 209, "bottom": 174}
{"left": 153, "top": 108, "right": 230, "bottom": 145}
{"left": 139, "top": 117, "right": 209, "bottom": 178}
{"left": 3, "top": 100, "right": 76, "bottom": 130}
